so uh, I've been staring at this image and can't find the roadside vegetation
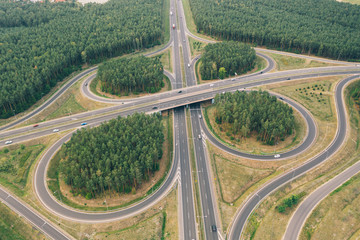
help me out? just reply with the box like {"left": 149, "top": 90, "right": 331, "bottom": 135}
{"left": 0, "top": 202, "right": 44, "bottom": 240}
{"left": 97, "top": 56, "right": 164, "bottom": 95}
{"left": 265, "top": 52, "right": 339, "bottom": 71}
{"left": 0, "top": 0, "right": 165, "bottom": 119}
{"left": 213, "top": 91, "right": 295, "bottom": 145}
{"left": 200, "top": 42, "right": 256, "bottom": 80}
{"left": 0, "top": 144, "right": 44, "bottom": 197}
{"left": 189, "top": 0, "right": 360, "bottom": 61}
{"left": 241, "top": 76, "right": 360, "bottom": 239}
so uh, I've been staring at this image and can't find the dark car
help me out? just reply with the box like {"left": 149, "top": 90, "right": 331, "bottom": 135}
{"left": 260, "top": 71, "right": 263, "bottom": 74}
{"left": 211, "top": 225, "right": 217, "bottom": 232}
{"left": 153, "top": 106, "right": 158, "bottom": 109}
{"left": 287, "top": 77, "right": 291, "bottom": 80}
{"left": 279, "top": 97, "right": 284, "bottom": 100}
{"left": 178, "top": 90, "right": 182, "bottom": 93}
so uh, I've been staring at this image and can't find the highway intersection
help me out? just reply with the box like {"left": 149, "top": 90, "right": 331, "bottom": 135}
{"left": 0, "top": 0, "right": 360, "bottom": 239}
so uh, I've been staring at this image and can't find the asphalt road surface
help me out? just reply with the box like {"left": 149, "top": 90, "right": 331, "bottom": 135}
{"left": 229, "top": 75, "right": 360, "bottom": 240}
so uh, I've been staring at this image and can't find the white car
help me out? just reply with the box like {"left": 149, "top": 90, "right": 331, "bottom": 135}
{"left": 198, "top": 135, "right": 202, "bottom": 139}
{"left": 170, "top": 11, "right": 173, "bottom": 15}
{"left": 5, "top": 140, "right": 12, "bottom": 145}
{"left": 53, "top": 129, "right": 60, "bottom": 132}
{"left": 210, "top": 84, "right": 214, "bottom": 87}
{"left": 187, "top": 63, "right": 190, "bottom": 68}
{"left": 199, "top": 115, "right": 202, "bottom": 119}
{"left": 274, "top": 154, "right": 281, "bottom": 158}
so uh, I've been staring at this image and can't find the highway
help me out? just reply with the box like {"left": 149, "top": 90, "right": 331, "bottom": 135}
{"left": 171, "top": 0, "right": 198, "bottom": 238}
{"left": 283, "top": 160, "right": 360, "bottom": 240}
{"left": 228, "top": 75, "right": 360, "bottom": 239}
{"left": 0, "top": 187, "right": 71, "bottom": 240}
{"left": 0, "top": 3, "right": 360, "bottom": 239}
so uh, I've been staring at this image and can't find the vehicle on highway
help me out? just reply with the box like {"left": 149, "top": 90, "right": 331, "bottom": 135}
{"left": 187, "top": 63, "right": 190, "bottom": 67}
{"left": 279, "top": 97, "right": 284, "bottom": 100}
{"left": 183, "top": 39, "right": 185, "bottom": 42}
{"left": 53, "top": 129, "right": 59, "bottom": 132}
{"left": 153, "top": 106, "right": 158, "bottom": 109}
{"left": 198, "top": 134, "right": 201, "bottom": 139}
{"left": 178, "top": 90, "right": 182, "bottom": 93}
{"left": 85, "top": 83, "right": 88, "bottom": 86}
{"left": 199, "top": 115, "right": 202, "bottom": 119}
{"left": 81, "top": 122, "right": 87, "bottom": 126}
{"left": 260, "top": 71, "right": 263, "bottom": 74}
{"left": 5, "top": 140, "right": 13, "bottom": 145}
{"left": 172, "top": 24, "right": 175, "bottom": 29}
{"left": 211, "top": 225, "right": 217, "bottom": 232}
{"left": 210, "top": 84, "right": 214, "bottom": 87}
{"left": 33, "top": 124, "right": 39, "bottom": 127}
{"left": 231, "top": 78, "right": 235, "bottom": 81}
{"left": 274, "top": 154, "right": 281, "bottom": 158}
{"left": 170, "top": 11, "right": 173, "bottom": 15}
{"left": 287, "top": 77, "right": 291, "bottom": 80}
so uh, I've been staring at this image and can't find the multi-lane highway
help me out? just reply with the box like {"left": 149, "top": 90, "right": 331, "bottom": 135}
{"left": 1, "top": 2, "right": 360, "bottom": 239}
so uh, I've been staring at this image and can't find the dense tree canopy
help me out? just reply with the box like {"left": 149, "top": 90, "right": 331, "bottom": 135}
{"left": 97, "top": 56, "right": 164, "bottom": 95}
{"left": 214, "top": 91, "right": 295, "bottom": 145}
{"left": 200, "top": 42, "right": 256, "bottom": 80}
{"left": 190, "top": 0, "right": 360, "bottom": 61}
{"left": 60, "top": 113, "right": 164, "bottom": 198}
{"left": 0, "top": 0, "right": 164, "bottom": 118}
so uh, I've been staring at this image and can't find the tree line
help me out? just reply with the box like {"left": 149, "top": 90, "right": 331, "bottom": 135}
{"left": 59, "top": 113, "right": 164, "bottom": 198}
{"left": 214, "top": 91, "right": 295, "bottom": 145}
{"left": 200, "top": 41, "right": 256, "bottom": 80}
{"left": 97, "top": 56, "right": 164, "bottom": 95}
{"left": 189, "top": 0, "right": 360, "bottom": 61}
{"left": 0, "top": 0, "right": 164, "bottom": 118}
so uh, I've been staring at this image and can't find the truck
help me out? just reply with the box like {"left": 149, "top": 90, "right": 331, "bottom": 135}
{"left": 172, "top": 24, "right": 175, "bottom": 29}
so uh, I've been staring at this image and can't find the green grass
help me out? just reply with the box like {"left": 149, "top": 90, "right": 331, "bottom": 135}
{"left": 95, "top": 212, "right": 164, "bottom": 239}
{"left": 155, "top": 48, "right": 173, "bottom": 73}
{"left": 0, "top": 203, "right": 44, "bottom": 240}
{"left": 47, "top": 113, "right": 173, "bottom": 211}
{"left": 47, "top": 94, "right": 86, "bottom": 120}
{"left": 330, "top": 177, "right": 354, "bottom": 196}
{"left": 188, "top": 37, "right": 206, "bottom": 58}
{"left": 0, "top": 144, "right": 44, "bottom": 197}
{"left": 266, "top": 52, "right": 334, "bottom": 71}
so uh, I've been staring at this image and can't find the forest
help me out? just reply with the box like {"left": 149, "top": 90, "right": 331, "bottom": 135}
{"left": 0, "top": 0, "right": 164, "bottom": 118}
{"left": 214, "top": 91, "right": 295, "bottom": 145}
{"left": 97, "top": 56, "right": 164, "bottom": 95}
{"left": 59, "top": 113, "right": 164, "bottom": 198}
{"left": 200, "top": 41, "right": 256, "bottom": 80}
{"left": 189, "top": 0, "right": 360, "bottom": 61}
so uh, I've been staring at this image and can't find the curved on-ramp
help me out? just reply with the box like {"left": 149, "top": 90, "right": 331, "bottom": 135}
{"left": 228, "top": 75, "right": 360, "bottom": 240}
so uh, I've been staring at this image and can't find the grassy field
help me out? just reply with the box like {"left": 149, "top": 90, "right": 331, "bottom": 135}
{"left": 47, "top": 112, "right": 173, "bottom": 211}
{"left": 241, "top": 76, "right": 360, "bottom": 239}
{"left": 266, "top": 52, "right": 338, "bottom": 71}
{"left": 212, "top": 155, "right": 274, "bottom": 204}
{"left": 157, "top": 48, "right": 173, "bottom": 73}
{"left": 0, "top": 144, "right": 45, "bottom": 197}
{"left": 91, "top": 188, "right": 178, "bottom": 240}
{"left": 188, "top": 37, "right": 207, "bottom": 58}
{"left": 0, "top": 202, "right": 46, "bottom": 240}
{"left": 262, "top": 76, "right": 344, "bottom": 122}
{"left": 204, "top": 103, "right": 306, "bottom": 154}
